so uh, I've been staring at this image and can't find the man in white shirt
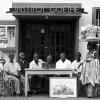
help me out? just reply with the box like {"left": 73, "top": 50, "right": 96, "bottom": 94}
{"left": 29, "top": 53, "right": 44, "bottom": 94}
{"left": 29, "top": 55, "right": 44, "bottom": 69}
{"left": 71, "top": 52, "right": 83, "bottom": 76}
{"left": 4, "top": 54, "right": 21, "bottom": 96}
{"left": 71, "top": 52, "right": 83, "bottom": 97}
{"left": 56, "top": 53, "right": 71, "bottom": 69}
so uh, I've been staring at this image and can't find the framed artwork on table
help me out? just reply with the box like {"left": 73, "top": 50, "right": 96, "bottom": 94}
{"left": 49, "top": 77, "right": 77, "bottom": 98}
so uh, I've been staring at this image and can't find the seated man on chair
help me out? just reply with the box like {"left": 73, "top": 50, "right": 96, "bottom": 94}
{"left": 55, "top": 53, "right": 72, "bottom": 77}
{"left": 42, "top": 55, "right": 55, "bottom": 93}
{"left": 56, "top": 53, "right": 71, "bottom": 69}
{"left": 18, "top": 52, "right": 29, "bottom": 76}
{"left": 29, "top": 52, "right": 44, "bottom": 94}
{"left": 42, "top": 55, "right": 55, "bottom": 69}
{"left": 18, "top": 52, "right": 29, "bottom": 95}
{"left": 4, "top": 54, "right": 21, "bottom": 96}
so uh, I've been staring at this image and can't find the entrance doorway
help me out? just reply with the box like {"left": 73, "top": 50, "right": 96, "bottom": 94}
{"left": 19, "top": 20, "right": 76, "bottom": 62}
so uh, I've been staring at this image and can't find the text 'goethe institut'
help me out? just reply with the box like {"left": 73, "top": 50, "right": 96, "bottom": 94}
{"left": 9, "top": 6, "right": 83, "bottom": 13}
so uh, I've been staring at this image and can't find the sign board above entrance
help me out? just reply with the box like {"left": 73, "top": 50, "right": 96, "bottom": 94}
{"left": 8, "top": 3, "right": 84, "bottom": 16}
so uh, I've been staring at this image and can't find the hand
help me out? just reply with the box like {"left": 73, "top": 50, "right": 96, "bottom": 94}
{"left": 15, "top": 75, "right": 21, "bottom": 79}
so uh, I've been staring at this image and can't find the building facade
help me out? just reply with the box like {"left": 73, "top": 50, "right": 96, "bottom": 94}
{"left": 0, "top": 0, "right": 100, "bottom": 62}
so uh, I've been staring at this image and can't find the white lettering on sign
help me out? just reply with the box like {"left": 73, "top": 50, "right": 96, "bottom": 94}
{"left": 10, "top": 6, "right": 83, "bottom": 14}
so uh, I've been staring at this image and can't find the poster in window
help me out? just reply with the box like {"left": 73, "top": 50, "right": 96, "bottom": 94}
{"left": 7, "top": 26, "right": 15, "bottom": 47}
{"left": 0, "top": 26, "right": 7, "bottom": 40}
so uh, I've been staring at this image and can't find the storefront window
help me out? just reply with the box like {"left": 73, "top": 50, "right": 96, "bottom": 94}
{"left": 96, "top": 9, "right": 100, "bottom": 26}
{"left": 92, "top": 8, "right": 100, "bottom": 56}
{"left": 0, "top": 25, "right": 16, "bottom": 48}
{"left": 7, "top": 26, "right": 15, "bottom": 47}
{"left": 92, "top": 7, "right": 100, "bottom": 26}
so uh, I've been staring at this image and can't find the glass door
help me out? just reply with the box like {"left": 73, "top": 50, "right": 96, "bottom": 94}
{"left": 47, "top": 23, "right": 73, "bottom": 62}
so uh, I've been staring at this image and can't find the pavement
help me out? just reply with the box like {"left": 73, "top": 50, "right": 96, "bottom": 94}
{"left": 0, "top": 95, "right": 100, "bottom": 100}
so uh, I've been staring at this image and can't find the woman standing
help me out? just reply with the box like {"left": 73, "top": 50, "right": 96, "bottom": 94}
{"left": 81, "top": 42, "right": 100, "bottom": 98}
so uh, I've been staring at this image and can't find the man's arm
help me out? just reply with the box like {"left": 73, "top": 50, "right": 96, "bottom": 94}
{"left": 6, "top": 71, "right": 17, "bottom": 76}
{"left": 16, "top": 62, "right": 21, "bottom": 77}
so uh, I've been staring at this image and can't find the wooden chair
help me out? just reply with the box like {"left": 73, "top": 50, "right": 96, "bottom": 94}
{"left": 0, "top": 70, "right": 10, "bottom": 96}
{"left": 8, "top": 77, "right": 24, "bottom": 96}
{"left": 8, "top": 80, "right": 16, "bottom": 96}
{"left": 0, "top": 70, "right": 5, "bottom": 96}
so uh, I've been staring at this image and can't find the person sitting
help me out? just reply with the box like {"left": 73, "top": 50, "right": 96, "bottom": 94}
{"left": 42, "top": 55, "right": 55, "bottom": 93}
{"left": 4, "top": 54, "right": 21, "bottom": 96}
{"left": 29, "top": 52, "right": 44, "bottom": 94}
{"left": 55, "top": 53, "right": 71, "bottom": 77}
{"left": 18, "top": 52, "right": 29, "bottom": 95}
{"left": 42, "top": 55, "right": 55, "bottom": 69}
{"left": 0, "top": 58, "right": 6, "bottom": 81}
{"left": 0, "top": 52, "right": 6, "bottom": 72}
{"left": 0, "top": 58, "right": 7, "bottom": 96}
{"left": 56, "top": 53, "right": 71, "bottom": 69}
{"left": 18, "top": 52, "right": 29, "bottom": 76}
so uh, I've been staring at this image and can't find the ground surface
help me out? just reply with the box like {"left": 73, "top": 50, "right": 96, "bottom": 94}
{"left": 0, "top": 95, "right": 100, "bottom": 100}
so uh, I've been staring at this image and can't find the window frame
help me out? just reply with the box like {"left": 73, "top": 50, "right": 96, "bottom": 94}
{"left": 92, "top": 7, "right": 100, "bottom": 26}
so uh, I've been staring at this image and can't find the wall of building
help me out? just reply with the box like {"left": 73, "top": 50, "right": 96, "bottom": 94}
{"left": 0, "top": 0, "right": 100, "bottom": 60}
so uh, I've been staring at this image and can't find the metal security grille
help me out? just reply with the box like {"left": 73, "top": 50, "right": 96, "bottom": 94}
{"left": 48, "top": 24, "right": 70, "bottom": 62}
{"left": 22, "top": 21, "right": 75, "bottom": 62}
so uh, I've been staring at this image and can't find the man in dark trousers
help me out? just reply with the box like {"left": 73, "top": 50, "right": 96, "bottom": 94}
{"left": 18, "top": 52, "right": 29, "bottom": 95}
{"left": 18, "top": 52, "right": 29, "bottom": 76}
{"left": 29, "top": 52, "right": 44, "bottom": 94}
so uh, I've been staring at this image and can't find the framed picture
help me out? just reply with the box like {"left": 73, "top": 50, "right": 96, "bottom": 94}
{"left": 49, "top": 77, "right": 77, "bottom": 98}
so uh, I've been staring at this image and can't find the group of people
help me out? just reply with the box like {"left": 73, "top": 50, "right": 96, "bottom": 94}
{"left": 0, "top": 42, "right": 100, "bottom": 98}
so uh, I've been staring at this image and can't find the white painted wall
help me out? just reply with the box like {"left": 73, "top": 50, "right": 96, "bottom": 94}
{"left": 0, "top": 0, "right": 100, "bottom": 60}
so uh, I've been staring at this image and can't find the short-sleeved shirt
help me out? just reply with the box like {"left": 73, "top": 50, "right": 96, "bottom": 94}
{"left": 4, "top": 61, "right": 21, "bottom": 75}
{"left": 71, "top": 60, "right": 83, "bottom": 73}
{"left": 56, "top": 59, "right": 71, "bottom": 69}
{"left": 29, "top": 59, "right": 44, "bottom": 69}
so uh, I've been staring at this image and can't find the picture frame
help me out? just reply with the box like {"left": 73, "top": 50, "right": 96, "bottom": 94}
{"left": 49, "top": 77, "right": 77, "bottom": 98}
